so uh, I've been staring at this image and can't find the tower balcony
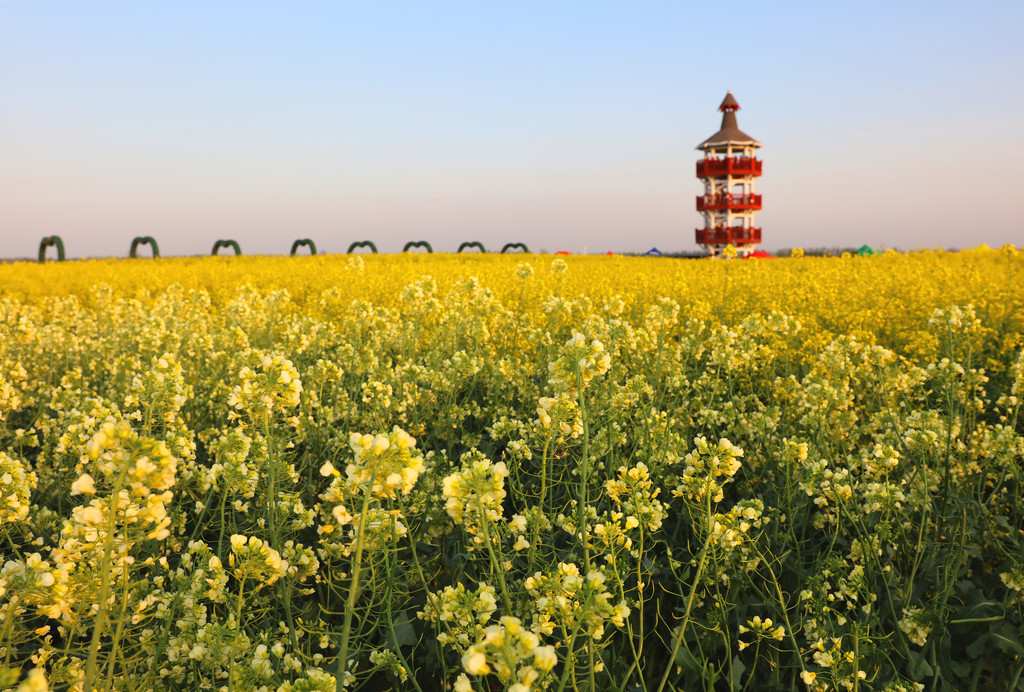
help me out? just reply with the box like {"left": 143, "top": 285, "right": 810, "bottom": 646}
{"left": 696, "top": 227, "right": 762, "bottom": 246}
{"left": 696, "top": 157, "right": 762, "bottom": 178}
{"left": 696, "top": 193, "right": 762, "bottom": 211}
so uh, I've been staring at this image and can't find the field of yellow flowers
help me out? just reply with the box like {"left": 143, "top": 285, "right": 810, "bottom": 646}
{"left": 1, "top": 247, "right": 1023, "bottom": 692}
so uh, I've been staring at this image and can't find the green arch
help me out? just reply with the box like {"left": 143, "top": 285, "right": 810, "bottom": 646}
{"left": 129, "top": 236, "right": 160, "bottom": 258}
{"left": 500, "top": 242, "right": 530, "bottom": 254}
{"left": 38, "top": 236, "right": 66, "bottom": 262}
{"left": 290, "top": 238, "right": 317, "bottom": 256}
{"left": 457, "top": 241, "right": 486, "bottom": 254}
{"left": 346, "top": 240, "right": 379, "bottom": 254}
{"left": 402, "top": 240, "right": 433, "bottom": 253}
{"left": 211, "top": 239, "right": 242, "bottom": 256}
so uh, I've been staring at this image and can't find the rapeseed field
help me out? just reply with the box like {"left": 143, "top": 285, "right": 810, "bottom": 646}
{"left": 0, "top": 246, "right": 1022, "bottom": 691}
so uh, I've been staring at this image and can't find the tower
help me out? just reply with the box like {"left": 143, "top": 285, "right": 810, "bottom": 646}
{"left": 695, "top": 92, "right": 763, "bottom": 257}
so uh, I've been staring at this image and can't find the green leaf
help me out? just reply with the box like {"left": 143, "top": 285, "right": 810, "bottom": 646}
{"left": 731, "top": 655, "right": 747, "bottom": 688}
{"left": 991, "top": 630, "right": 1024, "bottom": 657}
{"left": 966, "top": 633, "right": 989, "bottom": 660}
{"left": 908, "top": 649, "right": 934, "bottom": 679}
{"left": 949, "top": 659, "right": 970, "bottom": 678}
{"left": 674, "top": 646, "right": 702, "bottom": 673}
{"left": 951, "top": 598, "right": 1000, "bottom": 623}
{"left": 388, "top": 610, "right": 418, "bottom": 650}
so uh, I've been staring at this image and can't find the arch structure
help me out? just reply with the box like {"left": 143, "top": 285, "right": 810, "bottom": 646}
{"left": 38, "top": 236, "right": 66, "bottom": 262}
{"left": 290, "top": 238, "right": 317, "bottom": 256}
{"left": 402, "top": 240, "right": 433, "bottom": 253}
{"left": 211, "top": 239, "right": 242, "bottom": 256}
{"left": 500, "top": 242, "right": 530, "bottom": 254}
{"left": 130, "top": 236, "right": 160, "bottom": 258}
{"left": 346, "top": 241, "right": 378, "bottom": 254}
{"left": 457, "top": 241, "right": 486, "bottom": 254}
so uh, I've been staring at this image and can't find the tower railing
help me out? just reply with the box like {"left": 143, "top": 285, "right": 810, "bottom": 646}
{"left": 696, "top": 193, "right": 762, "bottom": 211}
{"left": 696, "top": 157, "right": 762, "bottom": 177}
{"left": 695, "top": 227, "right": 762, "bottom": 245}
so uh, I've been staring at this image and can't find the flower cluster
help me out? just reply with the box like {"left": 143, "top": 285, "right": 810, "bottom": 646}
{"left": 547, "top": 333, "right": 611, "bottom": 396}
{"left": 535, "top": 393, "right": 583, "bottom": 442}
{"left": 317, "top": 427, "right": 423, "bottom": 559}
{"left": 0, "top": 552, "right": 68, "bottom": 622}
{"left": 86, "top": 418, "right": 177, "bottom": 494}
{"left": 802, "top": 636, "right": 867, "bottom": 692}
{"left": 671, "top": 436, "right": 744, "bottom": 504}
{"left": 67, "top": 417, "right": 178, "bottom": 543}
{"left": 319, "top": 427, "right": 424, "bottom": 512}
{"left": 460, "top": 616, "right": 557, "bottom": 692}
{"left": 0, "top": 359, "right": 28, "bottom": 423}
{"left": 708, "top": 498, "right": 768, "bottom": 553}
{"left": 897, "top": 606, "right": 932, "bottom": 647}
{"left": 603, "top": 462, "right": 666, "bottom": 532}
{"left": 0, "top": 451, "right": 36, "bottom": 524}
{"left": 927, "top": 303, "right": 981, "bottom": 334}
{"left": 418, "top": 582, "right": 498, "bottom": 648}
{"left": 342, "top": 427, "right": 425, "bottom": 499}
{"left": 525, "top": 562, "right": 630, "bottom": 641}
{"left": 737, "top": 615, "right": 785, "bottom": 651}
{"left": 228, "top": 534, "right": 288, "bottom": 586}
{"left": 442, "top": 452, "right": 508, "bottom": 528}
{"left": 206, "top": 428, "right": 259, "bottom": 498}
{"left": 227, "top": 354, "right": 303, "bottom": 421}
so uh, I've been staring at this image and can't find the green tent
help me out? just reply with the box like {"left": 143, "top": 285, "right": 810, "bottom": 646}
{"left": 856, "top": 244, "right": 877, "bottom": 256}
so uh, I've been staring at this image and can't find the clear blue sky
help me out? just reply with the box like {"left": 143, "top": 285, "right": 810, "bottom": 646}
{"left": 2, "top": 1, "right": 1022, "bottom": 258}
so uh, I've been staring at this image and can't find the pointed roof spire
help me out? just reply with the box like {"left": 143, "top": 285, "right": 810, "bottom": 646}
{"left": 697, "top": 92, "right": 761, "bottom": 150}
{"left": 719, "top": 91, "right": 740, "bottom": 112}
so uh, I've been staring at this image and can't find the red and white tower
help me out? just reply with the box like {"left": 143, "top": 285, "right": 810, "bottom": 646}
{"left": 695, "top": 92, "right": 763, "bottom": 257}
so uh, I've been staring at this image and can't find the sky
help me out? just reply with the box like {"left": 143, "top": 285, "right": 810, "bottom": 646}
{"left": 2, "top": 1, "right": 1023, "bottom": 259}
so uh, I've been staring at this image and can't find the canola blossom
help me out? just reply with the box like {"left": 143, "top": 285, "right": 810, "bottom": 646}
{"left": 0, "top": 248, "right": 1021, "bottom": 691}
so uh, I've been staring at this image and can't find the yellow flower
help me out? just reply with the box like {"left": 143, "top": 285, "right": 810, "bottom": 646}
{"left": 14, "top": 668, "right": 49, "bottom": 692}
{"left": 70, "top": 473, "right": 96, "bottom": 496}
{"left": 73, "top": 505, "right": 104, "bottom": 526}
{"left": 533, "top": 646, "right": 557, "bottom": 672}
{"left": 463, "top": 651, "right": 490, "bottom": 675}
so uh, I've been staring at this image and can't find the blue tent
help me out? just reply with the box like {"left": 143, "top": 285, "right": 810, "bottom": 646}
{"left": 645, "top": 247, "right": 662, "bottom": 256}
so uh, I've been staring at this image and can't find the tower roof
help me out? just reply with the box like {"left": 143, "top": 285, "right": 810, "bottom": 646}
{"left": 719, "top": 92, "right": 740, "bottom": 111}
{"left": 697, "top": 91, "right": 761, "bottom": 150}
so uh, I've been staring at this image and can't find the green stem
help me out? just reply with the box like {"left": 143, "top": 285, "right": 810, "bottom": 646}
{"left": 478, "top": 508, "right": 514, "bottom": 615}
{"left": 575, "top": 367, "right": 592, "bottom": 573}
{"left": 740, "top": 640, "right": 762, "bottom": 692}
{"left": 83, "top": 465, "right": 130, "bottom": 691}
{"left": 263, "top": 415, "right": 299, "bottom": 650}
{"left": 656, "top": 530, "right": 713, "bottom": 692}
{"left": 407, "top": 537, "right": 461, "bottom": 684}
{"left": 382, "top": 520, "right": 424, "bottom": 692}
{"left": 103, "top": 558, "right": 134, "bottom": 685}
{"left": 573, "top": 366, "right": 596, "bottom": 691}
{"left": 0, "top": 596, "right": 20, "bottom": 666}
{"left": 758, "top": 550, "right": 810, "bottom": 683}
{"left": 229, "top": 578, "right": 247, "bottom": 691}
{"left": 335, "top": 469, "right": 378, "bottom": 691}
{"left": 528, "top": 437, "right": 552, "bottom": 570}
{"left": 555, "top": 625, "right": 583, "bottom": 692}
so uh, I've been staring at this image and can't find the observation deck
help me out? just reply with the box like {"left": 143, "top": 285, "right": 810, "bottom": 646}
{"left": 695, "top": 227, "right": 762, "bottom": 245}
{"left": 696, "top": 193, "right": 763, "bottom": 212}
{"left": 696, "top": 157, "right": 763, "bottom": 178}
